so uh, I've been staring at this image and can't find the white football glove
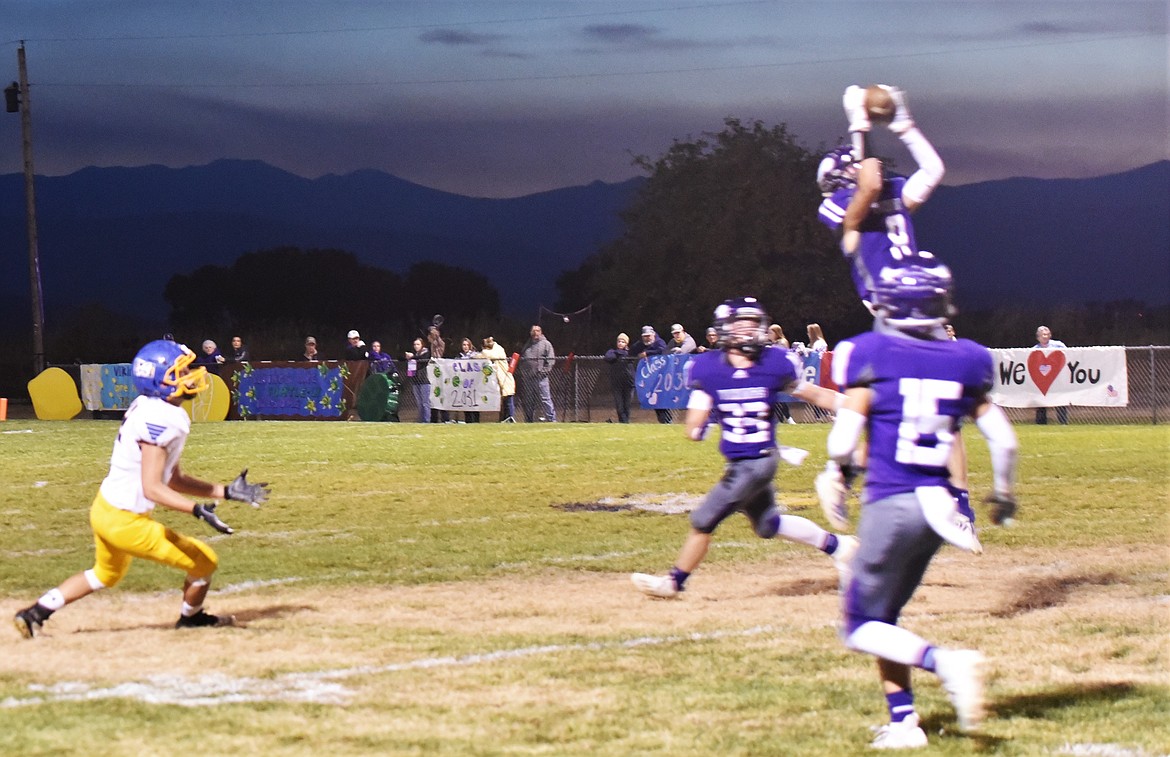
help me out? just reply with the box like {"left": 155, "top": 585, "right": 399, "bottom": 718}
{"left": 815, "top": 461, "right": 851, "bottom": 531}
{"left": 842, "top": 85, "right": 870, "bottom": 134}
{"left": 882, "top": 85, "right": 915, "bottom": 135}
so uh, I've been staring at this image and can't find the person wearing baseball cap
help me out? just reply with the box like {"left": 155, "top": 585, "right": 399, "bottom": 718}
{"left": 698, "top": 326, "right": 719, "bottom": 353}
{"left": 629, "top": 325, "right": 671, "bottom": 424}
{"left": 667, "top": 323, "right": 696, "bottom": 354}
{"left": 299, "top": 336, "right": 320, "bottom": 362}
{"left": 344, "top": 330, "right": 369, "bottom": 361}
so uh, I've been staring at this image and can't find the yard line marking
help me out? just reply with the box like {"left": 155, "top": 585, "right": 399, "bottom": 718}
{"left": 0, "top": 626, "right": 778, "bottom": 708}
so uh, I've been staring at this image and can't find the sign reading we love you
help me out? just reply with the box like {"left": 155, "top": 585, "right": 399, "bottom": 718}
{"left": 988, "top": 347, "right": 1128, "bottom": 408}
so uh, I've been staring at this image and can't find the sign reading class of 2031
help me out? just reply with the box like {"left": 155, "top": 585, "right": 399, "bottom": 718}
{"left": 430, "top": 358, "right": 501, "bottom": 411}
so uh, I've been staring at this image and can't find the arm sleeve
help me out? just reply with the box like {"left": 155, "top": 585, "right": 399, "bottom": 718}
{"left": 974, "top": 403, "right": 1018, "bottom": 495}
{"left": 827, "top": 408, "right": 867, "bottom": 465}
{"left": 898, "top": 126, "right": 945, "bottom": 207}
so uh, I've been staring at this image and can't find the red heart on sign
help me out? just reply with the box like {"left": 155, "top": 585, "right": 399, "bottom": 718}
{"left": 1027, "top": 350, "right": 1066, "bottom": 395}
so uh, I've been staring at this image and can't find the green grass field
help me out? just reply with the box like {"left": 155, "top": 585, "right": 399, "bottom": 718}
{"left": 1, "top": 420, "right": 1167, "bottom": 755}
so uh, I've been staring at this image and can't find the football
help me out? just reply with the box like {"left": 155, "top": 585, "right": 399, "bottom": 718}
{"left": 865, "top": 85, "right": 895, "bottom": 123}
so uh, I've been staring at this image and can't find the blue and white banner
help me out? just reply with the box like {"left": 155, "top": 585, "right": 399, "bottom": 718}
{"left": 635, "top": 354, "right": 693, "bottom": 409}
{"left": 989, "top": 346, "right": 1127, "bottom": 407}
{"left": 80, "top": 363, "right": 135, "bottom": 411}
{"left": 430, "top": 358, "right": 501, "bottom": 411}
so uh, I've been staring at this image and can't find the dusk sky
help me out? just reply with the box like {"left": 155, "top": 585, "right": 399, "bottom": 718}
{"left": 0, "top": 1, "right": 1165, "bottom": 198}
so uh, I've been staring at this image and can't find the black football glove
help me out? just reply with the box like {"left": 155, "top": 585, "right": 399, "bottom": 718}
{"left": 985, "top": 493, "right": 1018, "bottom": 527}
{"left": 193, "top": 503, "right": 233, "bottom": 534}
{"left": 225, "top": 468, "right": 270, "bottom": 507}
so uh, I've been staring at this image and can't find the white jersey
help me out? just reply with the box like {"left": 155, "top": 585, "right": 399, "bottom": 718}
{"left": 98, "top": 395, "right": 190, "bottom": 513}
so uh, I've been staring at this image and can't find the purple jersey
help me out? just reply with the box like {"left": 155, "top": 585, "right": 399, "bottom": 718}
{"left": 818, "top": 175, "right": 934, "bottom": 301}
{"left": 831, "top": 332, "right": 994, "bottom": 502}
{"left": 687, "top": 347, "right": 802, "bottom": 460}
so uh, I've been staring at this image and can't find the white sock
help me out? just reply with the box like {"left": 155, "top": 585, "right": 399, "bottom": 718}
{"left": 846, "top": 620, "right": 930, "bottom": 667}
{"left": 181, "top": 602, "right": 202, "bottom": 618}
{"left": 776, "top": 514, "right": 828, "bottom": 548}
{"left": 38, "top": 588, "right": 66, "bottom": 611}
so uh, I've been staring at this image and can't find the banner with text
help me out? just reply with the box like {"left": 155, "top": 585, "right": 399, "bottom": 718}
{"left": 430, "top": 358, "right": 501, "bottom": 411}
{"left": 635, "top": 354, "right": 693, "bottom": 409}
{"left": 989, "top": 346, "right": 1128, "bottom": 408}
{"left": 80, "top": 363, "right": 135, "bottom": 411}
{"left": 234, "top": 363, "right": 348, "bottom": 418}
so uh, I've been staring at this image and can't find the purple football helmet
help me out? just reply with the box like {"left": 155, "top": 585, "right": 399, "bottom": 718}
{"left": 816, "top": 145, "right": 859, "bottom": 196}
{"left": 713, "top": 297, "right": 770, "bottom": 357}
{"left": 869, "top": 264, "right": 956, "bottom": 332}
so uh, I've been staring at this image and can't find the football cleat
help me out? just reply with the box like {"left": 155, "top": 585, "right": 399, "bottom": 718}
{"left": 631, "top": 573, "right": 681, "bottom": 599}
{"left": 870, "top": 713, "right": 928, "bottom": 749}
{"left": 14, "top": 605, "right": 46, "bottom": 639}
{"left": 934, "top": 649, "right": 986, "bottom": 732}
{"left": 175, "top": 609, "right": 235, "bottom": 629}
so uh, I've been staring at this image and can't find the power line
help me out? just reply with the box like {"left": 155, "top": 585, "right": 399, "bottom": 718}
{"left": 6, "top": 1, "right": 774, "bottom": 44}
{"left": 29, "top": 32, "right": 1156, "bottom": 90}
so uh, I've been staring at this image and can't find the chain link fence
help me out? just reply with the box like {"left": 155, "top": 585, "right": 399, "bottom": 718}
{"left": 394, "top": 348, "right": 1170, "bottom": 425}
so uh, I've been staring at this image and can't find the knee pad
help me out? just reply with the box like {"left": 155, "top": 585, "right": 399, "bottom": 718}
{"left": 688, "top": 507, "right": 721, "bottom": 535}
{"left": 754, "top": 511, "right": 780, "bottom": 539}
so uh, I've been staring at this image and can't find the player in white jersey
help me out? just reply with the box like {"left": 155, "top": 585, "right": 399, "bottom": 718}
{"left": 14, "top": 340, "right": 270, "bottom": 638}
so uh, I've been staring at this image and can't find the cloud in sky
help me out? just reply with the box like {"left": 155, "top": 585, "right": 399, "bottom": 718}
{"left": 0, "top": 0, "right": 1164, "bottom": 197}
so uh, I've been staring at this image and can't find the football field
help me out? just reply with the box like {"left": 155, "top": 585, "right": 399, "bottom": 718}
{"left": 1, "top": 421, "right": 1167, "bottom": 755}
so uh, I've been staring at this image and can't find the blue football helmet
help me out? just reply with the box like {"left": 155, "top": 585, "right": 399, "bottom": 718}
{"left": 870, "top": 264, "right": 956, "bottom": 332}
{"left": 713, "top": 297, "right": 770, "bottom": 357}
{"left": 816, "top": 145, "right": 859, "bottom": 196}
{"left": 132, "top": 340, "right": 209, "bottom": 400}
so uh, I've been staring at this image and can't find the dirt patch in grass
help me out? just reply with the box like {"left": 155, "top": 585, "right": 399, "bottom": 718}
{"left": 1, "top": 543, "right": 1165, "bottom": 701}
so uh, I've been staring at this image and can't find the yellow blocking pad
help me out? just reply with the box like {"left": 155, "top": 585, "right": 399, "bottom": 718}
{"left": 27, "top": 367, "right": 84, "bottom": 420}
{"left": 182, "top": 372, "right": 231, "bottom": 422}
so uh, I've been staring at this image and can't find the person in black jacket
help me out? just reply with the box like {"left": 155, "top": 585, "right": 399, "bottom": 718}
{"left": 603, "top": 332, "right": 635, "bottom": 423}
{"left": 404, "top": 337, "right": 431, "bottom": 423}
{"left": 630, "top": 326, "right": 672, "bottom": 424}
{"left": 344, "top": 330, "right": 370, "bottom": 361}
{"left": 228, "top": 336, "right": 250, "bottom": 362}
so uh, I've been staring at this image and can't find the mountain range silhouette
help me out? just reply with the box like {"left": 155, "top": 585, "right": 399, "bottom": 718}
{"left": 1, "top": 159, "right": 1166, "bottom": 327}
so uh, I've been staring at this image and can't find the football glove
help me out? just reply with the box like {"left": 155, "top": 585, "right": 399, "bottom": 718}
{"left": 985, "top": 493, "right": 1018, "bottom": 527}
{"left": 883, "top": 85, "right": 915, "bottom": 136}
{"left": 225, "top": 468, "right": 270, "bottom": 507}
{"left": 842, "top": 85, "right": 871, "bottom": 133}
{"left": 193, "top": 503, "right": 233, "bottom": 534}
{"left": 815, "top": 461, "right": 852, "bottom": 531}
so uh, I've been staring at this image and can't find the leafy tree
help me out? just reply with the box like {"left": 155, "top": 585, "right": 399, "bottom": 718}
{"left": 557, "top": 118, "right": 865, "bottom": 346}
{"left": 162, "top": 247, "right": 507, "bottom": 359}
{"left": 402, "top": 261, "right": 501, "bottom": 329}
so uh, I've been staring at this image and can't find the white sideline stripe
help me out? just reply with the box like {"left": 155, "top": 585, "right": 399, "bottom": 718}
{"left": 0, "top": 625, "right": 777, "bottom": 708}
{"left": 217, "top": 577, "right": 305, "bottom": 594}
{"left": 1058, "top": 744, "right": 1159, "bottom": 757}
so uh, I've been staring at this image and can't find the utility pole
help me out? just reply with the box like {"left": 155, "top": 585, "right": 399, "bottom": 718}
{"left": 6, "top": 41, "right": 45, "bottom": 375}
